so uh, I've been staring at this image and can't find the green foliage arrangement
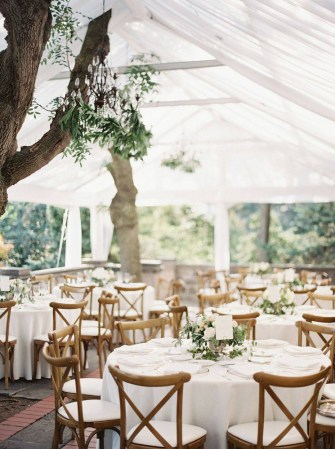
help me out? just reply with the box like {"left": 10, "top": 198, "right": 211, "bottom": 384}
{"left": 178, "top": 314, "right": 247, "bottom": 361}
{"left": 161, "top": 150, "right": 201, "bottom": 173}
{"left": 259, "top": 288, "right": 296, "bottom": 315}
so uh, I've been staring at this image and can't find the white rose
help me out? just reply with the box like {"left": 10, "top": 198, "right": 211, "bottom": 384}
{"left": 232, "top": 320, "right": 238, "bottom": 328}
{"left": 203, "top": 327, "right": 216, "bottom": 341}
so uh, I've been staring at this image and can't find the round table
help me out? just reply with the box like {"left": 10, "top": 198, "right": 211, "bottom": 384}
{"left": 100, "top": 339, "right": 329, "bottom": 449}
{"left": 0, "top": 297, "right": 77, "bottom": 380}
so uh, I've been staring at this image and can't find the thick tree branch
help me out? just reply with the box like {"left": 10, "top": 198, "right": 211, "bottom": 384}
{"left": 0, "top": 0, "right": 52, "bottom": 162}
{"left": 2, "top": 10, "right": 111, "bottom": 188}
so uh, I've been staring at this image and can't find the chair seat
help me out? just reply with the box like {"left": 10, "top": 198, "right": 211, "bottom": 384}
{"left": 149, "top": 304, "right": 170, "bottom": 313}
{"left": 323, "top": 384, "right": 335, "bottom": 399}
{"left": 228, "top": 421, "right": 304, "bottom": 446}
{"left": 85, "top": 309, "right": 99, "bottom": 317}
{"left": 81, "top": 327, "right": 112, "bottom": 337}
{"left": 313, "top": 411, "right": 335, "bottom": 427}
{"left": 33, "top": 334, "right": 50, "bottom": 342}
{"left": 82, "top": 320, "right": 102, "bottom": 328}
{"left": 58, "top": 399, "right": 120, "bottom": 422}
{"left": 63, "top": 378, "right": 102, "bottom": 398}
{"left": 0, "top": 335, "right": 17, "bottom": 343}
{"left": 127, "top": 420, "right": 207, "bottom": 447}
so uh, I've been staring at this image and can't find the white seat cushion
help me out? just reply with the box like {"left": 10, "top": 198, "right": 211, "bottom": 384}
{"left": 82, "top": 320, "right": 100, "bottom": 328}
{"left": 58, "top": 399, "right": 120, "bottom": 422}
{"left": 228, "top": 421, "right": 304, "bottom": 445}
{"left": 33, "top": 334, "right": 50, "bottom": 342}
{"left": 63, "top": 378, "right": 102, "bottom": 398}
{"left": 0, "top": 335, "right": 16, "bottom": 343}
{"left": 323, "top": 384, "right": 335, "bottom": 399}
{"left": 311, "top": 412, "right": 335, "bottom": 427}
{"left": 127, "top": 420, "right": 206, "bottom": 447}
{"left": 149, "top": 306, "right": 170, "bottom": 313}
{"left": 81, "top": 327, "right": 111, "bottom": 337}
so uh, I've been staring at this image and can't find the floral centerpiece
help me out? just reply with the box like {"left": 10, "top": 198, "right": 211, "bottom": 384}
{"left": 260, "top": 287, "right": 295, "bottom": 315}
{"left": 91, "top": 267, "right": 114, "bottom": 287}
{"left": 10, "top": 279, "right": 34, "bottom": 304}
{"left": 251, "top": 262, "right": 270, "bottom": 276}
{"left": 178, "top": 314, "right": 247, "bottom": 360}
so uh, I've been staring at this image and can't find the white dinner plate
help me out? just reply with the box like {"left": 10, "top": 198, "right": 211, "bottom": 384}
{"left": 255, "top": 339, "right": 288, "bottom": 348}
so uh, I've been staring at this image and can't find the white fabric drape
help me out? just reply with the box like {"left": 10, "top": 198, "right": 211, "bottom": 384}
{"left": 65, "top": 206, "right": 82, "bottom": 267}
{"left": 90, "top": 207, "right": 114, "bottom": 261}
{"left": 214, "top": 202, "right": 230, "bottom": 271}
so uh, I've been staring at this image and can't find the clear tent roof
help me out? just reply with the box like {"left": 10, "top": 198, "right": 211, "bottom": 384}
{"left": 3, "top": 0, "right": 335, "bottom": 208}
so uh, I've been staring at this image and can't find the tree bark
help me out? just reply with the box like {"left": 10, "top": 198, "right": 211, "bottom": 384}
{"left": 108, "top": 154, "right": 142, "bottom": 281}
{"left": 257, "top": 203, "right": 271, "bottom": 262}
{"left": 0, "top": 2, "right": 111, "bottom": 215}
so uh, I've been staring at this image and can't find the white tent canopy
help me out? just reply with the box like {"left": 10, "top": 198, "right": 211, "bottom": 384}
{"left": 1, "top": 0, "right": 335, "bottom": 267}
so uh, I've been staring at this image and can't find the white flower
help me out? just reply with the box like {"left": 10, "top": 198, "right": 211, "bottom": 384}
{"left": 232, "top": 320, "right": 238, "bottom": 328}
{"left": 203, "top": 327, "right": 216, "bottom": 341}
{"left": 207, "top": 314, "right": 216, "bottom": 322}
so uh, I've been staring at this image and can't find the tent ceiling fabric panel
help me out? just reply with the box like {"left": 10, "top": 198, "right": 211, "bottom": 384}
{"left": 4, "top": 0, "right": 335, "bottom": 206}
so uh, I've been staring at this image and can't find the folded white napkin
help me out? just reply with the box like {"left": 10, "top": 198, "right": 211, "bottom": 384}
{"left": 115, "top": 344, "right": 153, "bottom": 354}
{"left": 283, "top": 345, "right": 322, "bottom": 356}
{"left": 148, "top": 337, "right": 176, "bottom": 347}
{"left": 228, "top": 363, "right": 264, "bottom": 378}
{"left": 274, "top": 355, "right": 321, "bottom": 371}
{"left": 158, "top": 362, "right": 207, "bottom": 375}
{"left": 255, "top": 339, "right": 288, "bottom": 348}
{"left": 117, "top": 354, "right": 163, "bottom": 367}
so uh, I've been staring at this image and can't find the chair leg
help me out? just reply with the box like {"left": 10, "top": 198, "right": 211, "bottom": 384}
{"left": 4, "top": 344, "right": 9, "bottom": 389}
{"left": 82, "top": 341, "right": 89, "bottom": 371}
{"left": 33, "top": 342, "right": 43, "bottom": 380}
{"left": 97, "top": 430, "right": 105, "bottom": 449}
{"left": 52, "top": 419, "right": 61, "bottom": 449}
{"left": 10, "top": 344, "right": 15, "bottom": 383}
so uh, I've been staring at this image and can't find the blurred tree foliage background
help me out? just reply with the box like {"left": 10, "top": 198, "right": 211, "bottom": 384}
{"left": 0, "top": 202, "right": 334, "bottom": 268}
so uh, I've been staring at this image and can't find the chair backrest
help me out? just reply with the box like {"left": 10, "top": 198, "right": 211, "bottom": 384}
{"left": 197, "top": 292, "right": 229, "bottom": 314}
{"left": 237, "top": 286, "right": 266, "bottom": 306}
{"left": 30, "top": 274, "right": 53, "bottom": 294}
{"left": 296, "top": 320, "right": 335, "bottom": 380}
{"left": 116, "top": 318, "right": 166, "bottom": 345}
{"left": 0, "top": 300, "right": 16, "bottom": 346}
{"left": 232, "top": 312, "right": 260, "bottom": 340}
{"left": 50, "top": 300, "right": 87, "bottom": 333}
{"left": 308, "top": 292, "right": 335, "bottom": 309}
{"left": 168, "top": 279, "right": 185, "bottom": 296}
{"left": 253, "top": 367, "right": 330, "bottom": 448}
{"left": 195, "top": 269, "right": 226, "bottom": 291}
{"left": 43, "top": 326, "right": 85, "bottom": 440}
{"left": 114, "top": 283, "right": 147, "bottom": 318}
{"left": 109, "top": 365, "right": 191, "bottom": 449}
{"left": 303, "top": 313, "right": 335, "bottom": 324}
{"left": 63, "top": 273, "right": 86, "bottom": 283}
{"left": 168, "top": 301, "right": 189, "bottom": 338}
{"left": 98, "top": 291, "right": 119, "bottom": 336}
{"left": 292, "top": 287, "right": 317, "bottom": 295}
{"left": 224, "top": 274, "right": 244, "bottom": 292}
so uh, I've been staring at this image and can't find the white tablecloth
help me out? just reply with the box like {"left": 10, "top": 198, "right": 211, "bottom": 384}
{"left": 0, "top": 298, "right": 77, "bottom": 380}
{"left": 100, "top": 341, "right": 329, "bottom": 449}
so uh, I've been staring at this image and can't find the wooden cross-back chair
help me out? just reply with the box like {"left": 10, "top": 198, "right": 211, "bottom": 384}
{"left": 227, "top": 367, "right": 330, "bottom": 449}
{"left": 109, "top": 365, "right": 207, "bottom": 449}
{"left": 114, "top": 283, "right": 147, "bottom": 320}
{"left": 63, "top": 273, "right": 87, "bottom": 283}
{"left": 237, "top": 286, "right": 267, "bottom": 306}
{"left": 61, "top": 284, "right": 96, "bottom": 321}
{"left": 115, "top": 318, "right": 166, "bottom": 345}
{"left": 197, "top": 292, "right": 229, "bottom": 314}
{"left": 33, "top": 299, "right": 87, "bottom": 380}
{"left": 296, "top": 321, "right": 335, "bottom": 381}
{"left": 81, "top": 291, "right": 119, "bottom": 377}
{"left": 196, "top": 269, "right": 225, "bottom": 292}
{"left": 307, "top": 292, "right": 335, "bottom": 309}
{"left": 168, "top": 296, "right": 188, "bottom": 339}
{"left": 43, "top": 327, "right": 120, "bottom": 449}
{"left": 0, "top": 300, "right": 17, "bottom": 389}
{"left": 303, "top": 314, "right": 335, "bottom": 324}
{"left": 30, "top": 274, "right": 53, "bottom": 294}
{"left": 48, "top": 325, "right": 103, "bottom": 401}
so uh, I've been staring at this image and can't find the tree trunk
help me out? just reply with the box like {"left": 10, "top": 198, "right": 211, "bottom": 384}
{"left": 257, "top": 203, "right": 271, "bottom": 262}
{"left": 108, "top": 154, "right": 142, "bottom": 281}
